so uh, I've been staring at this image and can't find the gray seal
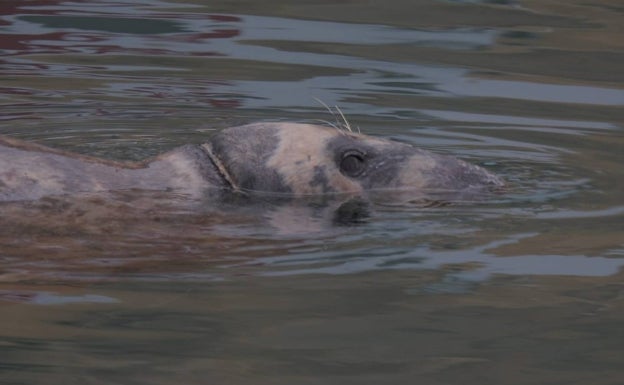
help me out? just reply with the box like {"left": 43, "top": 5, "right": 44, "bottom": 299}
{"left": 0, "top": 122, "right": 504, "bottom": 203}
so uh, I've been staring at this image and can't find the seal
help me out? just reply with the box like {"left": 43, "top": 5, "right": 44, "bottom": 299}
{"left": 0, "top": 122, "right": 504, "bottom": 202}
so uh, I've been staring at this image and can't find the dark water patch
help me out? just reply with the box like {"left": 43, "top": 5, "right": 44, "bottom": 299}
{"left": 20, "top": 15, "right": 186, "bottom": 34}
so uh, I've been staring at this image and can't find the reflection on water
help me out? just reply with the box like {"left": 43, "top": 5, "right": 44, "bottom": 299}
{"left": 253, "top": 232, "right": 624, "bottom": 279}
{"left": 1, "top": 0, "right": 624, "bottom": 384}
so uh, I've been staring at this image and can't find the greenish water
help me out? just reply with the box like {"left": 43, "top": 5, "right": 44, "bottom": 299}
{"left": 1, "top": 1, "right": 623, "bottom": 384}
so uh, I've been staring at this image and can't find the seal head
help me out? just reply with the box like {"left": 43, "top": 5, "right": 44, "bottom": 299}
{"left": 205, "top": 122, "right": 504, "bottom": 202}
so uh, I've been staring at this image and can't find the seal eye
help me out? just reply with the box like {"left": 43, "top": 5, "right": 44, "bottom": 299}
{"left": 340, "top": 151, "right": 366, "bottom": 177}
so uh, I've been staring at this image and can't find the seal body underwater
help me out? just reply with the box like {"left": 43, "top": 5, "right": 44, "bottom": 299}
{"left": 0, "top": 122, "right": 504, "bottom": 203}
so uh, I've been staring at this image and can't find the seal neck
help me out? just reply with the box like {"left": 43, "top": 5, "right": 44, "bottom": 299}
{"left": 199, "top": 142, "right": 244, "bottom": 194}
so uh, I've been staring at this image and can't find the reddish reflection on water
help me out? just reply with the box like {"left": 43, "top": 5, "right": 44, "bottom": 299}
{"left": 0, "top": 1, "right": 241, "bottom": 55}
{"left": 1, "top": 0, "right": 245, "bottom": 110}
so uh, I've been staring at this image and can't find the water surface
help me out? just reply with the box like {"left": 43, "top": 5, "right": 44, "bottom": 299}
{"left": 1, "top": 0, "right": 623, "bottom": 384}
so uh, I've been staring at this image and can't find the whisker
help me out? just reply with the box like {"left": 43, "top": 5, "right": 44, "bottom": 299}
{"left": 334, "top": 105, "right": 352, "bottom": 133}
{"left": 312, "top": 97, "right": 360, "bottom": 135}
{"left": 313, "top": 119, "right": 341, "bottom": 131}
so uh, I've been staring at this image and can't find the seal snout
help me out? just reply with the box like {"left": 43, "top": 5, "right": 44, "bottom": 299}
{"left": 416, "top": 154, "right": 505, "bottom": 202}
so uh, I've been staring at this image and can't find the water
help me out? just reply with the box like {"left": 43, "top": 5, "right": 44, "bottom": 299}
{"left": 1, "top": 0, "right": 623, "bottom": 384}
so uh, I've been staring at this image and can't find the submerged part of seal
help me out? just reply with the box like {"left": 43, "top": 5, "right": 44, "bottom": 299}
{"left": 0, "top": 122, "right": 504, "bottom": 202}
